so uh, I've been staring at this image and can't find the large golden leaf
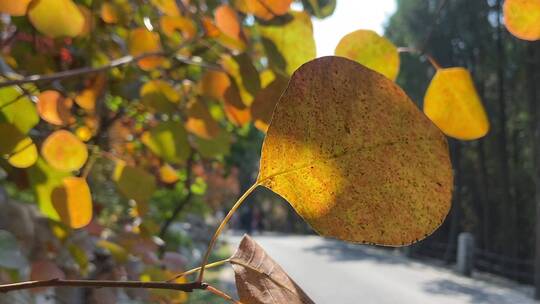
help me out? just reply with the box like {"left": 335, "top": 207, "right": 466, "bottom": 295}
{"left": 230, "top": 235, "right": 314, "bottom": 304}
{"left": 258, "top": 56, "right": 453, "bottom": 246}
{"left": 27, "top": 0, "right": 85, "bottom": 38}
{"left": 503, "top": 0, "right": 540, "bottom": 41}
{"left": 423, "top": 67, "right": 489, "bottom": 140}
{"left": 335, "top": 30, "right": 400, "bottom": 81}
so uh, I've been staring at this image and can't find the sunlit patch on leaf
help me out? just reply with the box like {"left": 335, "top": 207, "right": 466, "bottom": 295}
{"left": 52, "top": 177, "right": 93, "bottom": 229}
{"left": 140, "top": 80, "right": 181, "bottom": 113}
{"left": 424, "top": 67, "right": 490, "bottom": 140}
{"left": 128, "top": 28, "right": 166, "bottom": 70}
{"left": 113, "top": 161, "right": 157, "bottom": 202}
{"left": 503, "top": 0, "right": 540, "bottom": 41}
{"left": 258, "top": 56, "right": 453, "bottom": 245}
{"left": 37, "top": 90, "right": 74, "bottom": 126}
{"left": 201, "top": 70, "right": 231, "bottom": 100}
{"left": 100, "top": 2, "right": 118, "bottom": 23}
{"left": 74, "top": 74, "right": 106, "bottom": 112}
{"left": 258, "top": 11, "right": 316, "bottom": 76}
{"left": 159, "top": 164, "right": 179, "bottom": 184}
{"left": 160, "top": 16, "right": 197, "bottom": 39}
{"left": 41, "top": 130, "right": 88, "bottom": 172}
{"left": 0, "top": 85, "right": 39, "bottom": 134}
{"left": 28, "top": 0, "right": 85, "bottom": 38}
{"left": 141, "top": 121, "right": 191, "bottom": 164}
{"left": 0, "top": 0, "right": 31, "bottom": 16}
{"left": 28, "top": 158, "right": 70, "bottom": 221}
{"left": 335, "top": 30, "right": 400, "bottom": 81}
{"left": 215, "top": 4, "right": 242, "bottom": 40}
{"left": 230, "top": 235, "right": 315, "bottom": 304}
{"left": 150, "top": 0, "right": 180, "bottom": 16}
{"left": 7, "top": 137, "right": 38, "bottom": 169}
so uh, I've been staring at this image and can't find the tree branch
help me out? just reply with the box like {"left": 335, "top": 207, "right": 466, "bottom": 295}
{"left": 0, "top": 279, "right": 206, "bottom": 294}
{"left": 0, "top": 38, "right": 222, "bottom": 89}
{"left": 158, "top": 152, "right": 195, "bottom": 240}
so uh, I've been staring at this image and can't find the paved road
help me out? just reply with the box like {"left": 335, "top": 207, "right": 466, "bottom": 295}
{"left": 226, "top": 234, "right": 537, "bottom": 304}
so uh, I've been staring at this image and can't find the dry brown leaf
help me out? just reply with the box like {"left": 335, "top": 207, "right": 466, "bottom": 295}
{"left": 230, "top": 235, "right": 315, "bottom": 304}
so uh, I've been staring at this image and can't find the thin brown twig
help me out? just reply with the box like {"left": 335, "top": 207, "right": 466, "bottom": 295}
{"left": 158, "top": 152, "right": 195, "bottom": 240}
{"left": 398, "top": 47, "right": 442, "bottom": 70}
{"left": 205, "top": 284, "right": 243, "bottom": 304}
{"left": 0, "top": 279, "right": 205, "bottom": 294}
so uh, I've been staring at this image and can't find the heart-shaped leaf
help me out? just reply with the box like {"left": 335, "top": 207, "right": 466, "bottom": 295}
{"left": 230, "top": 235, "right": 315, "bottom": 304}
{"left": 258, "top": 56, "right": 453, "bottom": 246}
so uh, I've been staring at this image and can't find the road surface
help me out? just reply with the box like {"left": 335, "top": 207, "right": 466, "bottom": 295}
{"left": 226, "top": 234, "right": 537, "bottom": 304}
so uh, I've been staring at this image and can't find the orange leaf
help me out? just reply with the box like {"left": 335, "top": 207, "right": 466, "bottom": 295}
{"left": 52, "top": 177, "right": 93, "bottom": 229}
{"left": 185, "top": 99, "right": 220, "bottom": 139}
{"left": 0, "top": 0, "right": 32, "bottom": 16}
{"left": 37, "top": 90, "right": 74, "bottom": 126}
{"left": 128, "top": 28, "right": 166, "bottom": 70}
{"left": 504, "top": 0, "right": 540, "bottom": 41}
{"left": 41, "top": 130, "right": 88, "bottom": 172}
{"left": 215, "top": 4, "right": 242, "bottom": 40}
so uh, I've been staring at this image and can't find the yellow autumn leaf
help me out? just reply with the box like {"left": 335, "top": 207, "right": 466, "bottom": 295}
{"left": 258, "top": 56, "right": 453, "bottom": 246}
{"left": 8, "top": 137, "right": 38, "bottom": 169}
{"left": 424, "top": 67, "right": 489, "bottom": 140}
{"left": 160, "top": 16, "right": 197, "bottom": 39}
{"left": 234, "top": 0, "right": 292, "bottom": 20}
{"left": 27, "top": 0, "right": 85, "bottom": 38}
{"left": 128, "top": 28, "right": 166, "bottom": 70}
{"left": 41, "top": 130, "right": 88, "bottom": 172}
{"left": 159, "top": 164, "right": 179, "bottom": 184}
{"left": 52, "top": 177, "right": 93, "bottom": 229}
{"left": 151, "top": 0, "right": 180, "bottom": 16}
{"left": 504, "top": 0, "right": 540, "bottom": 41}
{"left": 335, "top": 30, "right": 400, "bottom": 81}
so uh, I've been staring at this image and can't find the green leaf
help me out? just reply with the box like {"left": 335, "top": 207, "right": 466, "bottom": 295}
{"left": 141, "top": 121, "right": 191, "bottom": 164}
{"left": 0, "top": 86, "right": 39, "bottom": 134}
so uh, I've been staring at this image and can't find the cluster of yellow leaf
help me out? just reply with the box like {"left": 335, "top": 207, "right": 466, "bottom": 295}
{"left": 334, "top": 29, "right": 489, "bottom": 140}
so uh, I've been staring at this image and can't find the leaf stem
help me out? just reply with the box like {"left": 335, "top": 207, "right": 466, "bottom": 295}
{"left": 197, "top": 183, "right": 259, "bottom": 282}
{"left": 397, "top": 47, "right": 442, "bottom": 70}
{"left": 167, "top": 259, "right": 230, "bottom": 282}
{"left": 205, "top": 284, "right": 244, "bottom": 304}
{"left": 0, "top": 279, "right": 205, "bottom": 294}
